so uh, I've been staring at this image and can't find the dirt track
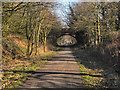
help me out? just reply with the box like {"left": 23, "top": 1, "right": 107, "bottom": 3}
{"left": 18, "top": 48, "right": 85, "bottom": 88}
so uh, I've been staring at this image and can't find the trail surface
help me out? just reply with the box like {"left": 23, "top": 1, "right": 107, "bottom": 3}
{"left": 18, "top": 48, "right": 85, "bottom": 88}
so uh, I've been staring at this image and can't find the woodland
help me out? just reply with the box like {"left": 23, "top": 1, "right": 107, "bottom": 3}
{"left": 1, "top": 1, "right": 120, "bottom": 88}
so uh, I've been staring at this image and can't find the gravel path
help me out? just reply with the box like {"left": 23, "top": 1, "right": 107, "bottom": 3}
{"left": 18, "top": 48, "right": 85, "bottom": 88}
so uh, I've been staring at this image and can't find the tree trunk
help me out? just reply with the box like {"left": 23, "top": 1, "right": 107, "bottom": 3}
{"left": 118, "top": 2, "right": 120, "bottom": 30}
{"left": 44, "top": 32, "right": 47, "bottom": 52}
{"left": 97, "top": 3, "right": 101, "bottom": 44}
{"left": 27, "top": 39, "right": 30, "bottom": 58}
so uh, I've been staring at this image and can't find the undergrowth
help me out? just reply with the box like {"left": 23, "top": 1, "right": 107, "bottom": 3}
{"left": 72, "top": 45, "right": 120, "bottom": 88}
{"left": 2, "top": 35, "right": 59, "bottom": 89}
{"left": 2, "top": 51, "right": 58, "bottom": 88}
{"left": 76, "top": 59, "right": 105, "bottom": 88}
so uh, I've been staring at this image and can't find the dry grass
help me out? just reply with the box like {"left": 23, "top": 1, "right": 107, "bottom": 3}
{"left": 2, "top": 34, "right": 59, "bottom": 88}
{"left": 72, "top": 45, "right": 120, "bottom": 88}
{"left": 7, "top": 34, "right": 27, "bottom": 49}
{"left": 73, "top": 49, "right": 105, "bottom": 88}
{"left": 2, "top": 50, "right": 58, "bottom": 88}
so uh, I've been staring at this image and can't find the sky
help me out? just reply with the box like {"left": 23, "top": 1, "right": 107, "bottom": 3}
{"left": 53, "top": 0, "right": 119, "bottom": 28}
{"left": 54, "top": 0, "right": 80, "bottom": 28}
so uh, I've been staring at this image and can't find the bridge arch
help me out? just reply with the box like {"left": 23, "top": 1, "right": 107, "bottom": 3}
{"left": 56, "top": 33, "right": 77, "bottom": 47}
{"left": 57, "top": 33, "right": 76, "bottom": 39}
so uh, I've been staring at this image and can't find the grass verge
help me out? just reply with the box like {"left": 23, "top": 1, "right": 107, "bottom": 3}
{"left": 2, "top": 51, "right": 59, "bottom": 89}
{"left": 76, "top": 59, "right": 105, "bottom": 88}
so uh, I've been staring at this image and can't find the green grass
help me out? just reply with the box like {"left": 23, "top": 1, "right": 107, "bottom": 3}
{"left": 76, "top": 59, "right": 104, "bottom": 88}
{"left": 2, "top": 51, "right": 59, "bottom": 89}
{"left": 2, "top": 36, "right": 60, "bottom": 89}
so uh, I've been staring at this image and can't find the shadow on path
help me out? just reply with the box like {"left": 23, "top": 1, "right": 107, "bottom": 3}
{"left": 13, "top": 47, "right": 102, "bottom": 88}
{"left": 4, "top": 70, "right": 103, "bottom": 77}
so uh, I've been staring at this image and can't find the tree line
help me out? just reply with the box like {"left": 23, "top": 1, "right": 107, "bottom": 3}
{"left": 60, "top": 1, "right": 120, "bottom": 74}
{"left": 2, "top": 2, "right": 61, "bottom": 58}
{"left": 61, "top": 2, "right": 120, "bottom": 47}
{"left": 2, "top": 2, "right": 120, "bottom": 57}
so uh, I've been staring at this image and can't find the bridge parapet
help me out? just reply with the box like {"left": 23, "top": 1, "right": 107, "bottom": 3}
{"left": 58, "top": 33, "right": 76, "bottom": 38}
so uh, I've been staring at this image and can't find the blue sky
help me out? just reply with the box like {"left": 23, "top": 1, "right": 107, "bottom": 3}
{"left": 54, "top": 0, "right": 80, "bottom": 28}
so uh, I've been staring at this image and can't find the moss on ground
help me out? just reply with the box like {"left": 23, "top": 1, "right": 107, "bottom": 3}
{"left": 2, "top": 51, "right": 59, "bottom": 89}
{"left": 76, "top": 59, "right": 104, "bottom": 88}
{"left": 2, "top": 35, "right": 60, "bottom": 89}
